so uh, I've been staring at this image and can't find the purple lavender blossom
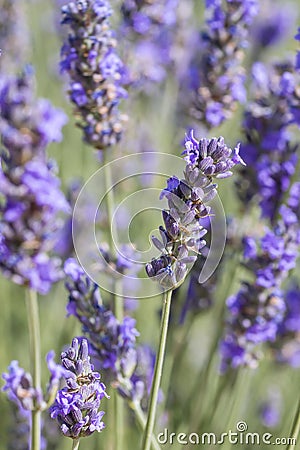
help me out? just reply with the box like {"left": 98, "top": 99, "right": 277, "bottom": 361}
{"left": 2, "top": 351, "right": 65, "bottom": 413}
{"left": 181, "top": 0, "right": 258, "bottom": 128}
{"left": 0, "top": 71, "right": 69, "bottom": 294}
{"left": 2, "top": 361, "right": 39, "bottom": 412}
{"left": 50, "top": 338, "right": 108, "bottom": 439}
{"left": 64, "top": 258, "right": 139, "bottom": 382}
{"left": 221, "top": 185, "right": 300, "bottom": 370}
{"left": 146, "top": 131, "right": 244, "bottom": 289}
{"left": 259, "top": 389, "right": 282, "bottom": 428}
{"left": 60, "top": 0, "right": 128, "bottom": 150}
{"left": 252, "top": 5, "right": 293, "bottom": 49}
{"left": 120, "top": 0, "right": 178, "bottom": 88}
{"left": 118, "top": 344, "right": 160, "bottom": 410}
{"left": 236, "top": 61, "right": 300, "bottom": 223}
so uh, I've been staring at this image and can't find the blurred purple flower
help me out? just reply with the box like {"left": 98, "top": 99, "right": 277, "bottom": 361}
{"left": 0, "top": 71, "right": 69, "bottom": 294}
{"left": 221, "top": 184, "right": 300, "bottom": 370}
{"left": 181, "top": 0, "right": 258, "bottom": 128}
{"left": 64, "top": 258, "right": 139, "bottom": 381}
{"left": 236, "top": 61, "right": 300, "bottom": 222}
{"left": 120, "top": 0, "right": 178, "bottom": 88}
{"left": 60, "top": 0, "right": 128, "bottom": 150}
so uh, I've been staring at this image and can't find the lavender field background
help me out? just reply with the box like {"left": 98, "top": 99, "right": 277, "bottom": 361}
{"left": 1, "top": 0, "right": 300, "bottom": 449}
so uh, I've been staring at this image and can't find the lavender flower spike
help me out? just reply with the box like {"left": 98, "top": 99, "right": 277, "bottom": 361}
{"left": 0, "top": 71, "right": 70, "bottom": 294}
{"left": 60, "top": 0, "right": 128, "bottom": 150}
{"left": 185, "top": 0, "right": 258, "bottom": 128}
{"left": 221, "top": 183, "right": 300, "bottom": 370}
{"left": 50, "top": 338, "right": 108, "bottom": 439}
{"left": 146, "top": 131, "right": 244, "bottom": 289}
{"left": 64, "top": 258, "right": 139, "bottom": 383}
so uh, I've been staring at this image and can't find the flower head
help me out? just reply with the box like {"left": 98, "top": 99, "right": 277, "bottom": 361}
{"left": 60, "top": 0, "right": 127, "bottom": 150}
{"left": 50, "top": 338, "right": 108, "bottom": 439}
{"left": 0, "top": 71, "right": 69, "bottom": 294}
{"left": 181, "top": 0, "right": 258, "bottom": 128}
{"left": 146, "top": 130, "right": 243, "bottom": 289}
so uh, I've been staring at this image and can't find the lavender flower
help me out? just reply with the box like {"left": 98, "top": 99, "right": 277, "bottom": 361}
{"left": 236, "top": 61, "right": 300, "bottom": 222}
{"left": 2, "top": 351, "right": 65, "bottom": 412}
{"left": 252, "top": 4, "right": 293, "bottom": 49}
{"left": 182, "top": 0, "right": 258, "bottom": 128}
{"left": 118, "top": 344, "right": 159, "bottom": 410}
{"left": 64, "top": 259, "right": 158, "bottom": 408}
{"left": 60, "top": 0, "right": 128, "bottom": 150}
{"left": 145, "top": 130, "right": 244, "bottom": 289}
{"left": 221, "top": 183, "right": 300, "bottom": 370}
{"left": 50, "top": 338, "right": 108, "bottom": 439}
{"left": 120, "top": 0, "right": 178, "bottom": 87}
{"left": 0, "top": 71, "right": 69, "bottom": 294}
{"left": 64, "top": 258, "right": 139, "bottom": 382}
{"left": 259, "top": 388, "right": 282, "bottom": 428}
{"left": 2, "top": 361, "right": 40, "bottom": 412}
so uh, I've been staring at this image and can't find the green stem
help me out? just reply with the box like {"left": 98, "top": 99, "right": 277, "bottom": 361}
{"left": 25, "top": 289, "right": 41, "bottom": 450}
{"left": 131, "top": 402, "right": 161, "bottom": 450}
{"left": 103, "top": 151, "right": 124, "bottom": 450}
{"left": 142, "top": 289, "right": 173, "bottom": 450}
{"left": 287, "top": 397, "right": 300, "bottom": 450}
{"left": 72, "top": 438, "right": 80, "bottom": 450}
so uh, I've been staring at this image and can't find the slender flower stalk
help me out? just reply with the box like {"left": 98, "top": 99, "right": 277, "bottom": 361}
{"left": 103, "top": 150, "right": 124, "bottom": 450}
{"left": 131, "top": 402, "right": 161, "bottom": 450}
{"left": 72, "top": 439, "right": 80, "bottom": 450}
{"left": 286, "top": 397, "right": 300, "bottom": 450}
{"left": 25, "top": 289, "right": 41, "bottom": 450}
{"left": 142, "top": 289, "right": 172, "bottom": 450}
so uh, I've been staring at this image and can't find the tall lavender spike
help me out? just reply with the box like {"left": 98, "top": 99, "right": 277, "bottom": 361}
{"left": 182, "top": 0, "right": 258, "bottom": 128}
{"left": 145, "top": 130, "right": 245, "bottom": 289}
{"left": 221, "top": 183, "right": 300, "bottom": 371}
{"left": 50, "top": 338, "right": 108, "bottom": 439}
{"left": 64, "top": 259, "right": 158, "bottom": 408}
{"left": 64, "top": 258, "right": 139, "bottom": 382}
{"left": 236, "top": 61, "right": 300, "bottom": 223}
{"left": 2, "top": 351, "right": 65, "bottom": 412}
{"left": 0, "top": 0, "right": 29, "bottom": 72}
{"left": 0, "top": 71, "right": 70, "bottom": 294}
{"left": 60, "top": 0, "right": 128, "bottom": 150}
{"left": 119, "top": 0, "right": 178, "bottom": 88}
